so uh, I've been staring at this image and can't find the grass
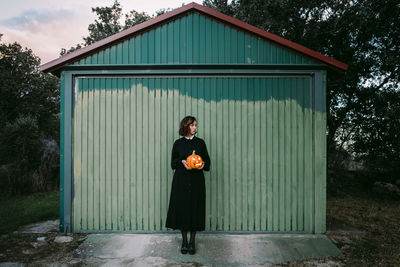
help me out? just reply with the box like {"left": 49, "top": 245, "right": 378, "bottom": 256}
{"left": 0, "top": 191, "right": 59, "bottom": 234}
{"left": 326, "top": 195, "right": 400, "bottom": 266}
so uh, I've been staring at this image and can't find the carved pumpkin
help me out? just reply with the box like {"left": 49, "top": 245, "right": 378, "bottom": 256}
{"left": 186, "top": 150, "right": 203, "bottom": 169}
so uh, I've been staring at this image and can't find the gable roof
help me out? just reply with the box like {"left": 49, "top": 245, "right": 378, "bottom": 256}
{"left": 40, "top": 2, "right": 348, "bottom": 73}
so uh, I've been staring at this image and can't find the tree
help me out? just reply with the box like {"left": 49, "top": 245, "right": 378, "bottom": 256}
{"left": 84, "top": 3, "right": 123, "bottom": 45}
{"left": 0, "top": 41, "right": 60, "bottom": 197}
{"left": 203, "top": 0, "right": 400, "bottom": 180}
{"left": 61, "top": 2, "right": 153, "bottom": 56}
{"left": 202, "top": 0, "right": 236, "bottom": 17}
{"left": 124, "top": 10, "right": 152, "bottom": 29}
{"left": 155, "top": 8, "right": 174, "bottom": 16}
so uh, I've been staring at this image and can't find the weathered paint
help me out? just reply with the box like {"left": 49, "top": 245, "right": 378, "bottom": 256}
{"left": 59, "top": 72, "right": 65, "bottom": 232}
{"left": 64, "top": 72, "right": 73, "bottom": 232}
{"left": 71, "top": 75, "right": 326, "bottom": 233}
{"left": 52, "top": 4, "right": 340, "bottom": 234}
{"left": 72, "top": 13, "right": 315, "bottom": 67}
{"left": 314, "top": 71, "right": 327, "bottom": 233}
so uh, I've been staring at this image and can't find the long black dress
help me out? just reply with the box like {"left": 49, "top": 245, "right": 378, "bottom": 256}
{"left": 165, "top": 135, "right": 211, "bottom": 231}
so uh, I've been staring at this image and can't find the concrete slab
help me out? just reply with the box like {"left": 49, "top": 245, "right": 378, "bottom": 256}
{"left": 74, "top": 233, "right": 341, "bottom": 266}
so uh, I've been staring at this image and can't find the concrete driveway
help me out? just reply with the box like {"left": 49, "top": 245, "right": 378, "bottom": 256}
{"left": 72, "top": 232, "right": 341, "bottom": 266}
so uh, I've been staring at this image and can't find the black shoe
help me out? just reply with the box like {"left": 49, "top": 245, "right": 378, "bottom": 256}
{"left": 188, "top": 242, "right": 196, "bottom": 255}
{"left": 181, "top": 241, "right": 188, "bottom": 254}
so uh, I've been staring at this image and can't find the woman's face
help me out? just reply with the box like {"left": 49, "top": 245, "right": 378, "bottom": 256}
{"left": 188, "top": 120, "right": 197, "bottom": 136}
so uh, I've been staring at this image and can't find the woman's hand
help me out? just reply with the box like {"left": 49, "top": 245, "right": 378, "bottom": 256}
{"left": 198, "top": 161, "right": 205, "bottom": 170}
{"left": 182, "top": 160, "right": 192, "bottom": 170}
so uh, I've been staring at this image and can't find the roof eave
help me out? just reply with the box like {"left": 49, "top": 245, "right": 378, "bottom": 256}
{"left": 40, "top": 3, "right": 199, "bottom": 73}
{"left": 40, "top": 2, "right": 348, "bottom": 73}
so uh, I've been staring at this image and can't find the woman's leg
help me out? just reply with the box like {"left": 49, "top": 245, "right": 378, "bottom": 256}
{"left": 189, "top": 231, "right": 196, "bottom": 244}
{"left": 181, "top": 230, "right": 188, "bottom": 243}
{"left": 188, "top": 231, "right": 196, "bottom": 254}
{"left": 180, "top": 230, "right": 188, "bottom": 254}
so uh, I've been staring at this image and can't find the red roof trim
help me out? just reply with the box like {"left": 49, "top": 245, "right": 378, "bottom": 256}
{"left": 192, "top": 3, "right": 348, "bottom": 71}
{"left": 40, "top": 3, "right": 197, "bottom": 73}
{"left": 40, "top": 2, "right": 348, "bottom": 73}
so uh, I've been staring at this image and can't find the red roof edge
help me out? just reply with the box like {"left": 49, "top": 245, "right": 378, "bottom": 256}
{"left": 40, "top": 2, "right": 348, "bottom": 73}
{"left": 193, "top": 3, "right": 348, "bottom": 72}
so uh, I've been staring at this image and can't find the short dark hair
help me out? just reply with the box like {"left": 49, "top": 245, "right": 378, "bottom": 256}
{"left": 179, "top": 116, "right": 197, "bottom": 136}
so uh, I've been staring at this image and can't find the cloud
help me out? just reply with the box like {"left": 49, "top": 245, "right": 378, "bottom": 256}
{"left": 0, "top": 8, "right": 92, "bottom": 64}
{"left": 0, "top": 8, "right": 75, "bottom": 29}
{"left": 0, "top": 1, "right": 205, "bottom": 64}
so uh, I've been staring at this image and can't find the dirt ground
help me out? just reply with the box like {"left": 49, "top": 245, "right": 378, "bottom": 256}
{"left": 2, "top": 192, "right": 399, "bottom": 266}
{"left": 0, "top": 231, "right": 87, "bottom": 266}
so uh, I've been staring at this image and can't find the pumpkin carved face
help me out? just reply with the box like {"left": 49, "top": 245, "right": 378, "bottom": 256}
{"left": 186, "top": 150, "right": 203, "bottom": 169}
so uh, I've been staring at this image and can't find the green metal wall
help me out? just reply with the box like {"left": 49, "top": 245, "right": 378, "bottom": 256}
{"left": 71, "top": 75, "right": 326, "bottom": 233}
{"left": 72, "top": 13, "right": 314, "bottom": 66}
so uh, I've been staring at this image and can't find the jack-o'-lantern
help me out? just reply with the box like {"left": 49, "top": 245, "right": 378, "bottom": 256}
{"left": 186, "top": 150, "right": 203, "bottom": 169}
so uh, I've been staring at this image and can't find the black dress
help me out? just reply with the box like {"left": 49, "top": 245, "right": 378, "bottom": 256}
{"left": 165, "top": 135, "right": 211, "bottom": 231}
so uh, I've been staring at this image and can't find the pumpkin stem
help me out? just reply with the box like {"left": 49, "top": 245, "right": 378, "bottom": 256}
{"left": 192, "top": 150, "right": 195, "bottom": 155}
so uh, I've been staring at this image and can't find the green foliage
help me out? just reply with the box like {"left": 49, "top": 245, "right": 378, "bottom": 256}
{"left": 84, "top": 4, "right": 123, "bottom": 45}
{"left": 0, "top": 42, "right": 60, "bottom": 135}
{"left": 204, "top": 0, "right": 400, "bottom": 180}
{"left": 0, "top": 115, "right": 41, "bottom": 169}
{"left": 124, "top": 10, "right": 152, "bottom": 30}
{"left": 60, "top": 2, "right": 153, "bottom": 56}
{"left": 0, "top": 191, "right": 59, "bottom": 234}
{"left": 155, "top": 8, "right": 174, "bottom": 16}
{"left": 202, "top": 0, "right": 237, "bottom": 17}
{"left": 60, "top": 43, "right": 82, "bottom": 57}
{"left": 0, "top": 41, "right": 60, "bottom": 198}
{"left": 351, "top": 90, "right": 400, "bottom": 178}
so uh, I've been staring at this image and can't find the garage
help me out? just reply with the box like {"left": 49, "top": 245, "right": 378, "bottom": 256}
{"left": 41, "top": 3, "right": 347, "bottom": 233}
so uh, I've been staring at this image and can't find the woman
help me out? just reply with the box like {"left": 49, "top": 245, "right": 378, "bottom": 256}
{"left": 165, "top": 116, "right": 211, "bottom": 255}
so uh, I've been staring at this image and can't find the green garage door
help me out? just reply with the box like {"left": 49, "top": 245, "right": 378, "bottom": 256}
{"left": 71, "top": 76, "right": 326, "bottom": 233}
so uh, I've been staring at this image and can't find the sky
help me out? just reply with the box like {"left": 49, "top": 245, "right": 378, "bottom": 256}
{"left": 0, "top": 0, "right": 203, "bottom": 65}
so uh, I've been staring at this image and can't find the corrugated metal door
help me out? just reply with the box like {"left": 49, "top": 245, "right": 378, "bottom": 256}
{"left": 72, "top": 76, "right": 322, "bottom": 233}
